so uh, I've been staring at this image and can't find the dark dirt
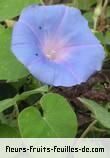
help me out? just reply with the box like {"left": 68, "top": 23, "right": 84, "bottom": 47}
{"left": 52, "top": 67, "right": 110, "bottom": 128}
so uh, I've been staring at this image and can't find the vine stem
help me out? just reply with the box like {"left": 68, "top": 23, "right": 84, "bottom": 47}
{"left": 93, "top": 127, "right": 106, "bottom": 132}
{"left": 14, "top": 103, "right": 19, "bottom": 117}
{"left": 93, "top": 0, "right": 108, "bottom": 30}
{"left": 80, "top": 120, "right": 97, "bottom": 138}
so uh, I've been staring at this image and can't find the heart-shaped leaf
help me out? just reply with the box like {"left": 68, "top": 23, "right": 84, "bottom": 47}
{"left": 18, "top": 93, "right": 78, "bottom": 138}
{"left": 0, "top": 27, "right": 28, "bottom": 81}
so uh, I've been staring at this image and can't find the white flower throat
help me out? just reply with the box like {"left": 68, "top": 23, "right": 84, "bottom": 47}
{"left": 46, "top": 49, "right": 57, "bottom": 61}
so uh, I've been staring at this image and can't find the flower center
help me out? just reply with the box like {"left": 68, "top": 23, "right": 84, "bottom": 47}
{"left": 43, "top": 39, "right": 70, "bottom": 62}
{"left": 45, "top": 49, "right": 58, "bottom": 61}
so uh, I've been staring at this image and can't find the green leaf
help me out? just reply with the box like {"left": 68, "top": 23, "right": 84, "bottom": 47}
{"left": 0, "top": 27, "right": 28, "bottom": 81}
{"left": 79, "top": 98, "right": 110, "bottom": 129}
{"left": 0, "top": 97, "right": 17, "bottom": 113}
{"left": 0, "top": 124, "right": 20, "bottom": 138}
{"left": 18, "top": 85, "right": 48, "bottom": 100}
{"left": 84, "top": 12, "right": 93, "bottom": 22}
{"left": 106, "top": 6, "right": 110, "bottom": 18}
{"left": 76, "top": 0, "right": 96, "bottom": 10}
{"left": 95, "top": 32, "right": 105, "bottom": 44}
{"left": 105, "top": 31, "right": 110, "bottom": 45}
{"left": 83, "top": 11, "right": 94, "bottom": 28}
{"left": 0, "top": 0, "right": 39, "bottom": 21}
{"left": 0, "top": 86, "right": 48, "bottom": 113}
{"left": 18, "top": 93, "right": 77, "bottom": 138}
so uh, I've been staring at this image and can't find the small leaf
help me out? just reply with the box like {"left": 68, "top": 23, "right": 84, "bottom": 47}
{"left": 79, "top": 98, "right": 110, "bottom": 129}
{"left": 0, "top": 27, "right": 28, "bottom": 81}
{"left": 0, "top": 0, "right": 40, "bottom": 21}
{"left": 76, "top": 0, "right": 96, "bottom": 10}
{"left": 106, "top": 6, "right": 110, "bottom": 18}
{"left": 84, "top": 12, "right": 93, "bottom": 28}
{"left": 0, "top": 124, "right": 20, "bottom": 138}
{"left": 18, "top": 93, "right": 77, "bottom": 138}
{"left": 105, "top": 31, "right": 110, "bottom": 45}
{"left": 84, "top": 12, "right": 93, "bottom": 22}
{"left": 95, "top": 32, "right": 105, "bottom": 44}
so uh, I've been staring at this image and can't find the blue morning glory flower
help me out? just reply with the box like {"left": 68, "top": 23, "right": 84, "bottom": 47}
{"left": 11, "top": 4, "right": 105, "bottom": 87}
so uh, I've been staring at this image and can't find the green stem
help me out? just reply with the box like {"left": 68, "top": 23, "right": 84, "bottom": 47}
{"left": 14, "top": 103, "right": 19, "bottom": 116}
{"left": 40, "top": 0, "right": 45, "bottom": 5}
{"left": 93, "top": 127, "right": 106, "bottom": 132}
{"left": 80, "top": 120, "right": 97, "bottom": 138}
{"left": 93, "top": 0, "right": 108, "bottom": 30}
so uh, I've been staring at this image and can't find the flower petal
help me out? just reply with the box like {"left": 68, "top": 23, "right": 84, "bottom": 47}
{"left": 27, "top": 58, "right": 78, "bottom": 87}
{"left": 19, "top": 5, "right": 66, "bottom": 42}
{"left": 54, "top": 7, "right": 100, "bottom": 47}
{"left": 11, "top": 20, "right": 43, "bottom": 66}
{"left": 63, "top": 44, "right": 104, "bottom": 82}
{"left": 27, "top": 58, "right": 55, "bottom": 85}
